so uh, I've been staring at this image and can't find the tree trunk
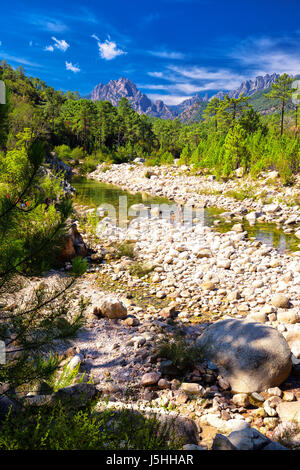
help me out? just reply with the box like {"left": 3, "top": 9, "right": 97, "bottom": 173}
{"left": 280, "top": 100, "right": 285, "bottom": 136}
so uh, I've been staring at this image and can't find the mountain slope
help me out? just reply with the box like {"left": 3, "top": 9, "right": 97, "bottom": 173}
{"left": 90, "top": 77, "right": 175, "bottom": 119}
{"left": 178, "top": 73, "right": 283, "bottom": 122}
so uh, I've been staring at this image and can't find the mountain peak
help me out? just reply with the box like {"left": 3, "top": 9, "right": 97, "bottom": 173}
{"left": 90, "top": 78, "right": 175, "bottom": 119}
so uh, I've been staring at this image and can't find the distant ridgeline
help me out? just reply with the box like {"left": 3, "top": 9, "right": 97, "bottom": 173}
{"left": 89, "top": 73, "right": 297, "bottom": 123}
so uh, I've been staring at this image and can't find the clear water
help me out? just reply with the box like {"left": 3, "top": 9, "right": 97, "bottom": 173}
{"left": 72, "top": 176, "right": 300, "bottom": 253}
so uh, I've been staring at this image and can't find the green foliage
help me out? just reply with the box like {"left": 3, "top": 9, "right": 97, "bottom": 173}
{"left": 51, "top": 361, "right": 84, "bottom": 392}
{"left": 266, "top": 73, "right": 296, "bottom": 135}
{"left": 114, "top": 241, "right": 136, "bottom": 259}
{"left": 128, "top": 260, "right": 155, "bottom": 278}
{"left": 155, "top": 329, "right": 204, "bottom": 370}
{"left": 0, "top": 403, "right": 182, "bottom": 450}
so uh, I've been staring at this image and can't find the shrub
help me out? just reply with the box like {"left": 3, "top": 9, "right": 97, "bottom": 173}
{"left": 54, "top": 144, "right": 72, "bottom": 163}
{"left": 0, "top": 403, "right": 182, "bottom": 450}
{"left": 114, "top": 241, "right": 136, "bottom": 259}
{"left": 155, "top": 329, "right": 204, "bottom": 370}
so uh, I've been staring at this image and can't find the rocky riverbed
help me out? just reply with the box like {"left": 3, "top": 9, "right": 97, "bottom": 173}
{"left": 90, "top": 162, "right": 300, "bottom": 242}
{"left": 7, "top": 162, "right": 300, "bottom": 450}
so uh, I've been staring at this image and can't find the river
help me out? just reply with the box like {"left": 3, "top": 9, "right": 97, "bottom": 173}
{"left": 72, "top": 176, "right": 300, "bottom": 253}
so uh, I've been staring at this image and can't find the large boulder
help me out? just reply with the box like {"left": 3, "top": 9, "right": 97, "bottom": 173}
{"left": 196, "top": 319, "right": 292, "bottom": 393}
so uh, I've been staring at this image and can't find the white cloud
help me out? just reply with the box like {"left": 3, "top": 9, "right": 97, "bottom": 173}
{"left": 148, "top": 72, "right": 164, "bottom": 79}
{"left": 0, "top": 41, "right": 2, "bottom": 47}
{"left": 147, "top": 66, "right": 247, "bottom": 97}
{"left": 148, "top": 50, "right": 185, "bottom": 60}
{"left": 44, "top": 45, "right": 54, "bottom": 52}
{"left": 91, "top": 34, "right": 100, "bottom": 41}
{"left": 65, "top": 61, "right": 80, "bottom": 73}
{"left": 0, "top": 52, "right": 41, "bottom": 67}
{"left": 147, "top": 93, "right": 192, "bottom": 106}
{"left": 27, "top": 15, "right": 68, "bottom": 32}
{"left": 97, "top": 38, "right": 127, "bottom": 60}
{"left": 231, "top": 36, "right": 300, "bottom": 76}
{"left": 52, "top": 37, "right": 70, "bottom": 52}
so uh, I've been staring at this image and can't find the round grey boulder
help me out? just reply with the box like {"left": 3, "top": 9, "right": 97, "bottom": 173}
{"left": 196, "top": 319, "right": 292, "bottom": 393}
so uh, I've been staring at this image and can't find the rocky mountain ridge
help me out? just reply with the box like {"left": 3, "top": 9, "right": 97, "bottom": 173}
{"left": 90, "top": 73, "right": 284, "bottom": 121}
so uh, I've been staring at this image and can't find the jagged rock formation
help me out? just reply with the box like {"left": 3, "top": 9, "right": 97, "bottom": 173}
{"left": 90, "top": 73, "right": 284, "bottom": 123}
{"left": 179, "top": 73, "right": 281, "bottom": 122}
{"left": 90, "top": 77, "right": 175, "bottom": 119}
{"left": 211, "top": 73, "right": 280, "bottom": 101}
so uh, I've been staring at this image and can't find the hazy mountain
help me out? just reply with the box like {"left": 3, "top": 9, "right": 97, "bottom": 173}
{"left": 169, "top": 93, "right": 204, "bottom": 116}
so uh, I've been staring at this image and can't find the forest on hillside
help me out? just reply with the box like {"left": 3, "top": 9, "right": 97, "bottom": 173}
{"left": 1, "top": 60, "right": 299, "bottom": 185}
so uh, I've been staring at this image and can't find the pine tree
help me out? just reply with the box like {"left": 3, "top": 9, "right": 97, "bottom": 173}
{"left": 0, "top": 129, "right": 86, "bottom": 398}
{"left": 266, "top": 73, "right": 296, "bottom": 136}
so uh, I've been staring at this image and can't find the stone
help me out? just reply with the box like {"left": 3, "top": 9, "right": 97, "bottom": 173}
{"left": 200, "top": 281, "right": 216, "bottom": 291}
{"left": 245, "top": 212, "right": 257, "bottom": 225}
{"left": 263, "top": 442, "right": 288, "bottom": 450}
{"left": 157, "top": 379, "right": 170, "bottom": 390}
{"left": 202, "top": 414, "right": 249, "bottom": 433}
{"left": 277, "top": 402, "right": 300, "bottom": 424}
{"left": 277, "top": 311, "right": 298, "bottom": 324}
{"left": 218, "top": 376, "right": 230, "bottom": 390}
{"left": 54, "top": 383, "right": 98, "bottom": 407}
{"left": 180, "top": 383, "right": 205, "bottom": 396}
{"left": 141, "top": 372, "right": 161, "bottom": 386}
{"left": 232, "top": 223, "right": 244, "bottom": 233}
{"left": 227, "top": 290, "right": 241, "bottom": 301}
{"left": 123, "top": 316, "right": 140, "bottom": 326}
{"left": 271, "top": 294, "right": 290, "bottom": 309}
{"left": 155, "top": 414, "right": 199, "bottom": 445}
{"left": 228, "top": 427, "right": 270, "bottom": 450}
{"left": 0, "top": 396, "right": 19, "bottom": 421}
{"left": 160, "top": 304, "right": 177, "bottom": 319}
{"left": 262, "top": 304, "right": 275, "bottom": 314}
{"left": 182, "top": 444, "right": 205, "bottom": 450}
{"left": 159, "top": 360, "right": 181, "bottom": 377}
{"left": 232, "top": 393, "right": 250, "bottom": 407}
{"left": 282, "top": 391, "right": 295, "bottom": 401}
{"left": 217, "top": 259, "right": 231, "bottom": 269}
{"left": 272, "top": 422, "right": 300, "bottom": 447}
{"left": 67, "top": 354, "right": 82, "bottom": 371}
{"left": 196, "top": 248, "right": 212, "bottom": 258}
{"left": 212, "top": 434, "right": 237, "bottom": 450}
{"left": 98, "top": 298, "right": 127, "bottom": 319}
{"left": 264, "top": 403, "right": 277, "bottom": 417}
{"left": 195, "top": 319, "right": 292, "bottom": 393}
{"left": 263, "top": 203, "right": 280, "bottom": 214}
{"left": 247, "top": 311, "right": 268, "bottom": 323}
{"left": 176, "top": 392, "right": 189, "bottom": 404}
{"left": 59, "top": 224, "right": 88, "bottom": 262}
{"left": 267, "top": 387, "right": 282, "bottom": 397}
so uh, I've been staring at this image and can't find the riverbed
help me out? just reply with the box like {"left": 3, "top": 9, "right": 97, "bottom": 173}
{"left": 72, "top": 175, "right": 299, "bottom": 253}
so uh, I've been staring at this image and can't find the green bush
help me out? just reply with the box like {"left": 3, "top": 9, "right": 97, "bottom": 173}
{"left": 155, "top": 330, "right": 204, "bottom": 370}
{"left": 0, "top": 403, "right": 182, "bottom": 450}
{"left": 114, "top": 241, "right": 136, "bottom": 259}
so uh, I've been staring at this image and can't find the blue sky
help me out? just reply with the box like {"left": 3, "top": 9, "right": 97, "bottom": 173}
{"left": 1, "top": 0, "right": 300, "bottom": 104}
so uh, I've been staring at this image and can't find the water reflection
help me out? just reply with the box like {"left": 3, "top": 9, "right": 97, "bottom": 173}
{"left": 72, "top": 176, "right": 299, "bottom": 253}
